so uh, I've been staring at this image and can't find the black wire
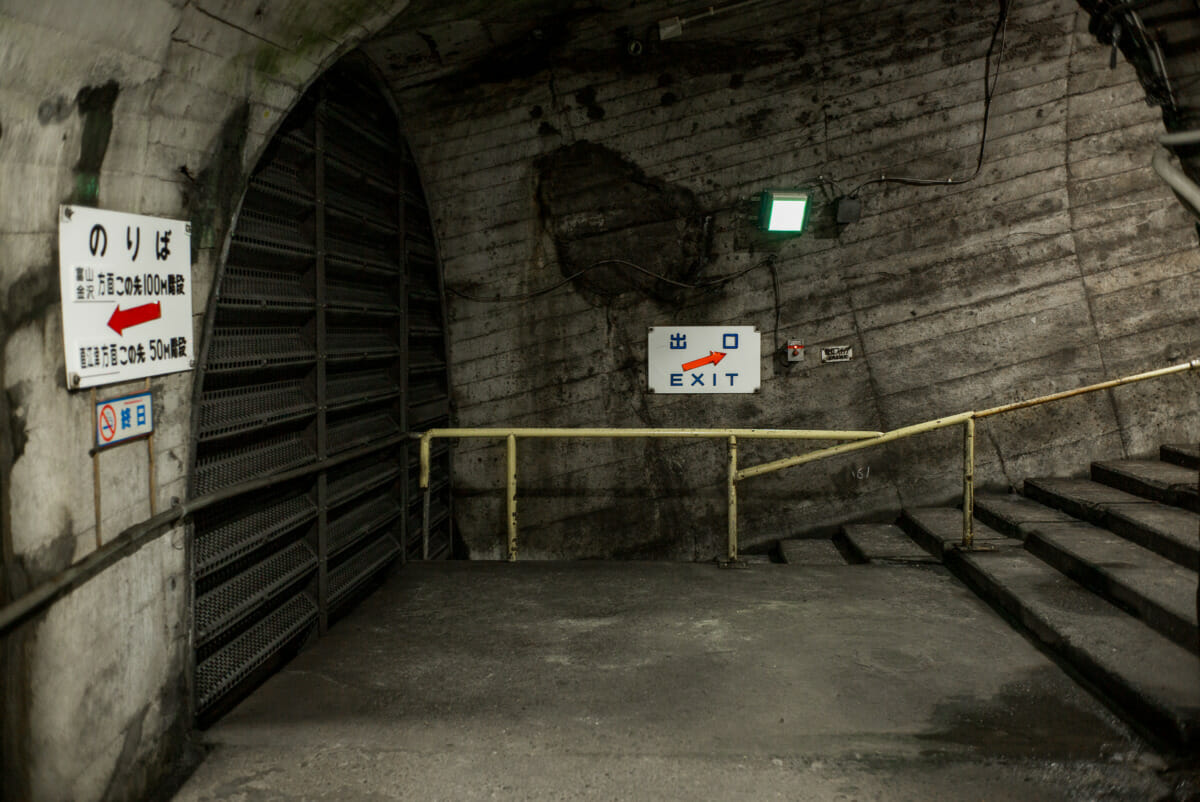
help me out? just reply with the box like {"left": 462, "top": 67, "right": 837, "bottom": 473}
{"left": 447, "top": 257, "right": 775, "bottom": 303}
{"left": 849, "top": 0, "right": 1012, "bottom": 198}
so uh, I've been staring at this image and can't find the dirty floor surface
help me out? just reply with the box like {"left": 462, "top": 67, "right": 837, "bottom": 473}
{"left": 174, "top": 562, "right": 1172, "bottom": 801}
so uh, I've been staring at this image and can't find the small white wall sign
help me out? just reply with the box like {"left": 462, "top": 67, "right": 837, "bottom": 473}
{"left": 820, "top": 345, "right": 853, "bottom": 363}
{"left": 648, "top": 326, "right": 761, "bottom": 393}
{"left": 59, "top": 205, "right": 193, "bottom": 389}
{"left": 95, "top": 391, "right": 153, "bottom": 448}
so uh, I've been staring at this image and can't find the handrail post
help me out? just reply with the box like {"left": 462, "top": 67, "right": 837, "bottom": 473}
{"left": 506, "top": 434, "right": 518, "bottom": 562}
{"left": 421, "top": 433, "right": 432, "bottom": 560}
{"left": 962, "top": 416, "right": 975, "bottom": 549}
{"left": 727, "top": 436, "right": 738, "bottom": 564}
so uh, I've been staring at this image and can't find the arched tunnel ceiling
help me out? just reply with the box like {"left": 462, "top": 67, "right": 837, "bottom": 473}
{"left": 363, "top": 0, "right": 1200, "bottom": 196}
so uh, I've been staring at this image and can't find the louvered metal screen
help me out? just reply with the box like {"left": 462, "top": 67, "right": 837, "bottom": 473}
{"left": 190, "top": 55, "right": 453, "bottom": 723}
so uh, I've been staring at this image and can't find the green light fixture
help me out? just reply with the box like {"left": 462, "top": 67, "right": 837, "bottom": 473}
{"left": 759, "top": 189, "right": 812, "bottom": 233}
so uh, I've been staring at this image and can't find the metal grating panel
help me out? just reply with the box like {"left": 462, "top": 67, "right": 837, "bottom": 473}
{"left": 195, "top": 593, "right": 317, "bottom": 711}
{"left": 250, "top": 158, "right": 313, "bottom": 203}
{"left": 207, "top": 327, "right": 314, "bottom": 372}
{"left": 233, "top": 209, "right": 313, "bottom": 255}
{"left": 328, "top": 458, "right": 401, "bottom": 506}
{"left": 219, "top": 267, "right": 313, "bottom": 311}
{"left": 330, "top": 532, "right": 400, "bottom": 605}
{"left": 325, "top": 232, "right": 396, "bottom": 272}
{"left": 199, "top": 380, "right": 313, "bottom": 441}
{"left": 326, "top": 279, "right": 398, "bottom": 314}
{"left": 195, "top": 540, "right": 317, "bottom": 645}
{"left": 329, "top": 493, "right": 403, "bottom": 557}
{"left": 327, "top": 328, "right": 399, "bottom": 361}
{"left": 328, "top": 411, "right": 400, "bottom": 454}
{"left": 192, "top": 53, "right": 452, "bottom": 723}
{"left": 195, "top": 494, "right": 317, "bottom": 577}
{"left": 327, "top": 370, "right": 400, "bottom": 410}
{"left": 194, "top": 432, "right": 315, "bottom": 496}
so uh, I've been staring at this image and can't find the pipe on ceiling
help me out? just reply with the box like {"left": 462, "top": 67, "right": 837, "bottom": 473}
{"left": 1152, "top": 147, "right": 1200, "bottom": 221}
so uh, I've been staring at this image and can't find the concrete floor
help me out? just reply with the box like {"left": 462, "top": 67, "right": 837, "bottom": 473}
{"left": 174, "top": 562, "right": 1173, "bottom": 801}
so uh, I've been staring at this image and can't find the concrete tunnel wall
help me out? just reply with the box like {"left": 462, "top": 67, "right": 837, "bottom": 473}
{"left": 0, "top": 0, "right": 1197, "bottom": 799}
{"left": 378, "top": 0, "right": 1200, "bottom": 560}
{"left": 0, "top": 2, "right": 412, "bottom": 799}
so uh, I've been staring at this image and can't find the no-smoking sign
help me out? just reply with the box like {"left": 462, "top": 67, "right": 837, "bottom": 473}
{"left": 95, "top": 391, "right": 153, "bottom": 448}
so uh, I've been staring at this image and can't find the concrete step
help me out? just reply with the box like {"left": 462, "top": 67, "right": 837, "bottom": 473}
{"left": 1020, "top": 520, "right": 1199, "bottom": 655}
{"left": 899, "top": 506, "right": 1018, "bottom": 559}
{"left": 1024, "top": 478, "right": 1200, "bottom": 571}
{"left": 972, "top": 491, "right": 1079, "bottom": 538}
{"left": 777, "top": 538, "right": 848, "bottom": 565}
{"left": 1161, "top": 443, "right": 1200, "bottom": 470}
{"left": 835, "top": 524, "right": 937, "bottom": 564}
{"left": 1092, "top": 459, "right": 1200, "bottom": 513}
{"left": 951, "top": 546, "right": 1200, "bottom": 750}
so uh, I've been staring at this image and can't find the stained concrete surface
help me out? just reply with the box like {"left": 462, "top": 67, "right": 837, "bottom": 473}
{"left": 172, "top": 562, "right": 1174, "bottom": 800}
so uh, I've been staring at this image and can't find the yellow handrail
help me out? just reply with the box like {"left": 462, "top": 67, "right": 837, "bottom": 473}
{"left": 417, "top": 358, "right": 1199, "bottom": 561}
{"left": 418, "top": 427, "right": 885, "bottom": 561}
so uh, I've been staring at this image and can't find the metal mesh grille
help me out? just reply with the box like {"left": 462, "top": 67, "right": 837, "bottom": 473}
{"left": 328, "top": 459, "right": 401, "bottom": 506}
{"left": 408, "top": 342, "right": 446, "bottom": 373}
{"left": 208, "top": 327, "right": 314, "bottom": 372}
{"left": 329, "top": 493, "right": 403, "bottom": 557}
{"left": 199, "top": 380, "right": 313, "bottom": 441}
{"left": 220, "top": 267, "right": 312, "bottom": 310}
{"left": 325, "top": 178, "right": 395, "bottom": 227}
{"left": 195, "top": 593, "right": 317, "bottom": 711}
{"left": 196, "top": 540, "right": 317, "bottom": 645}
{"left": 233, "top": 209, "right": 313, "bottom": 255}
{"left": 328, "top": 412, "right": 400, "bottom": 454}
{"left": 194, "top": 432, "right": 315, "bottom": 496}
{"left": 327, "top": 328, "right": 399, "bottom": 360}
{"left": 193, "top": 56, "right": 452, "bottom": 723}
{"left": 195, "top": 494, "right": 317, "bottom": 577}
{"left": 330, "top": 532, "right": 400, "bottom": 604}
{"left": 327, "top": 371, "right": 400, "bottom": 409}
{"left": 251, "top": 159, "right": 312, "bottom": 202}
{"left": 327, "top": 279, "right": 398, "bottom": 314}
{"left": 325, "top": 232, "right": 395, "bottom": 271}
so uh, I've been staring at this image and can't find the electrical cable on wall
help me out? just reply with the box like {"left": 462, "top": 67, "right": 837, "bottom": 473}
{"left": 447, "top": 257, "right": 776, "bottom": 303}
{"left": 847, "top": 0, "right": 1012, "bottom": 198}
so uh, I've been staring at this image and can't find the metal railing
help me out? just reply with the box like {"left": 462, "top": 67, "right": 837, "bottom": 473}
{"left": 419, "top": 358, "right": 1200, "bottom": 562}
{"left": 418, "top": 428, "right": 886, "bottom": 562}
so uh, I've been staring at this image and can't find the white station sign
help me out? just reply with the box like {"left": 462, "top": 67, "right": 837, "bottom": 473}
{"left": 58, "top": 205, "right": 193, "bottom": 389}
{"left": 648, "top": 325, "right": 761, "bottom": 393}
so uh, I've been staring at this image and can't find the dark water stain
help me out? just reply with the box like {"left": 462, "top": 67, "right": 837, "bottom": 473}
{"left": 424, "top": 32, "right": 811, "bottom": 112}
{"left": 186, "top": 102, "right": 250, "bottom": 259}
{"left": 534, "top": 140, "right": 710, "bottom": 305}
{"left": 416, "top": 30, "right": 442, "bottom": 64}
{"left": 574, "top": 85, "right": 604, "bottom": 120}
{"left": 530, "top": 105, "right": 544, "bottom": 119}
{"left": 537, "top": 121, "right": 560, "bottom": 137}
{"left": 5, "top": 383, "right": 29, "bottom": 462}
{"left": 73, "top": 81, "right": 120, "bottom": 206}
{"left": 917, "top": 666, "right": 1130, "bottom": 759}
{"left": 737, "top": 106, "right": 774, "bottom": 137}
{"left": 440, "top": 13, "right": 582, "bottom": 90}
{"left": 4, "top": 262, "right": 60, "bottom": 342}
{"left": 9, "top": 516, "right": 75, "bottom": 598}
{"left": 660, "top": 92, "right": 678, "bottom": 107}
{"left": 37, "top": 96, "right": 72, "bottom": 126}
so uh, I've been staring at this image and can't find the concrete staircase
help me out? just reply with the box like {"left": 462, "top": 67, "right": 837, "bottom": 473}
{"left": 831, "top": 443, "right": 1200, "bottom": 752}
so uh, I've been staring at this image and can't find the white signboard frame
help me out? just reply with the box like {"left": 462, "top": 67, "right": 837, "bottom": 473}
{"left": 648, "top": 325, "right": 761, "bottom": 394}
{"left": 59, "top": 205, "right": 194, "bottom": 389}
{"left": 95, "top": 391, "right": 154, "bottom": 448}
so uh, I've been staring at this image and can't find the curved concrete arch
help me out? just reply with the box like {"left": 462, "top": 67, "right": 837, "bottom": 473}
{"left": 1, "top": 2, "right": 1199, "bottom": 798}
